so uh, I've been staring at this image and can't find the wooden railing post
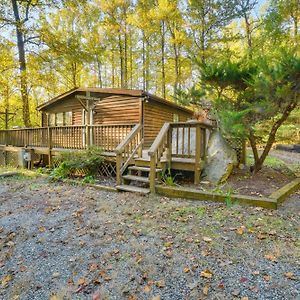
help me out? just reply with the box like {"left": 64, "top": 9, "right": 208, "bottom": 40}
{"left": 116, "top": 153, "right": 122, "bottom": 185}
{"left": 86, "top": 125, "right": 91, "bottom": 148}
{"left": 137, "top": 131, "right": 142, "bottom": 158}
{"left": 194, "top": 124, "right": 201, "bottom": 184}
{"left": 48, "top": 127, "right": 53, "bottom": 168}
{"left": 115, "top": 124, "right": 143, "bottom": 185}
{"left": 149, "top": 154, "right": 156, "bottom": 193}
{"left": 166, "top": 126, "right": 172, "bottom": 168}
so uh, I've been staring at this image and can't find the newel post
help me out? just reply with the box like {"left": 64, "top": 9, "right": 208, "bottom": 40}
{"left": 194, "top": 124, "right": 201, "bottom": 184}
{"left": 47, "top": 126, "right": 52, "bottom": 168}
{"left": 166, "top": 126, "right": 172, "bottom": 168}
{"left": 116, "top": 152, "right": 122, "bottom": 185}
{"left": 149, "top": 154, "right": 156, "bottom": 193}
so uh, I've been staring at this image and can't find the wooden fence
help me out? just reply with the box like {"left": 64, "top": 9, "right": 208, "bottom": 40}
{"left": 0, "top": 124, "right": 135, "bottom": 152}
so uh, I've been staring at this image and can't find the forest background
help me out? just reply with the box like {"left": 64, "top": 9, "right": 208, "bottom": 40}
{"left": 0, "top": 0, "right": 299, "bottom": 149}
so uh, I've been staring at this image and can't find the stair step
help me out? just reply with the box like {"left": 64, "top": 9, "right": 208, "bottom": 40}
{"left": 122, "top": 175, "right": 149, "bottom": 183}
{"left": 116, "top": 184, "right": 150, "bottom": 194}
{"left": 128, "top": 166, "right": 162, "bottom": 173}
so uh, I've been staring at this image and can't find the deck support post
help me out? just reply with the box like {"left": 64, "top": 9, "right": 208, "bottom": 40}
{"left": 116, "top": 153, "right": 122, "bottom": 185}
{"left": 166, "top": 128, "right": 172, "bottom": 169}
{"left": 149, "top": 154, "right": 156, "bottom": 193}
{"left": 194, "top": 124, "right": 201, "bottom": 184}
{"left": 47, "top": 126, "right": 52, "bottom": 168}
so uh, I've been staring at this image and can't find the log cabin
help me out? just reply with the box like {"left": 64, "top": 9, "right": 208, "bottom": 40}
{"left": 37, "top": 87, "right": 194, "bottom": 148}
{"left": 0, "top": 87, "right": 214, "bottom": 193}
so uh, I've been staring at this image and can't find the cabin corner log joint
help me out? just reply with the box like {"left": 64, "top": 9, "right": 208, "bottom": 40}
{"left": 0, "top": 87, "right": 216, "bottom": 193}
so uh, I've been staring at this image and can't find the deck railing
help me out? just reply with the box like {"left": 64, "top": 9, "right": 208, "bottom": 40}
{"left": 0, "top": 124, "right": 136, "bottom": 152}
{"left": 148, "top": 121, "right": 212, "bottom": 192}
{"left": 115, "top": 124, "right": 143, "bottom": 185}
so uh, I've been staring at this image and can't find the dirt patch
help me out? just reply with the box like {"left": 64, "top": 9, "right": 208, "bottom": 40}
{"left": 0, "top": 175, "right": 299, "bottom": 299}
{"left": 179, "top": 166, "right": 296, "bottom": 197}
{"left": 225, "top": 166, "right": 296, "bottom": 197}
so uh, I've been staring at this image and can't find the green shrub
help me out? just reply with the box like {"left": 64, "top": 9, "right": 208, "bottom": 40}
{"left": 162, "top": 168, "right": 177, "bottom": 186}
{"left": 50, "top": 146, "right": 103, "bottom": 180}
{"left": 82, "top": 175, "right": 96, "bottom": 184}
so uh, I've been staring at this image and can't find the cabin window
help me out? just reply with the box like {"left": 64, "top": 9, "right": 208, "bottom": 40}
{"left": 56, "top": 113, "right": 64, "bottom": 126}
{"left": 65, "top": 111, "right": 72, "bottom": 125}
{"left": 48, "top": 114, "right": 55, "bottom": 126}
{"left": 48, "top": 112, "right": 72, "bottom": 126}
{"left": 173, "top": 113, "right": 179, "bottom": 122}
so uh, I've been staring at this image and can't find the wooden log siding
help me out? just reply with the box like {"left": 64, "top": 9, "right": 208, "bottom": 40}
{"left": 143, "top": 101, "right": 192, "bottom": 148}
{"left": 93, "top": 96, "right": 141, "bottom": 125}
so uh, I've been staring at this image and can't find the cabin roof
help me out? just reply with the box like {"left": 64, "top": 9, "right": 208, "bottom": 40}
{"left": 37, "top": 87, "right": 194, "bottom": 114}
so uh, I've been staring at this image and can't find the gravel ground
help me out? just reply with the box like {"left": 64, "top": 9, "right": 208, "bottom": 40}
{"left": 0, "top": 174, "right": 299, "bottom": 300}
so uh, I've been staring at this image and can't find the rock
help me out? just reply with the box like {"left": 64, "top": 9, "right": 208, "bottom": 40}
{"left": 52, "top": 272, "right": 60, "bottom": 278}
{"left": 204, "top": 130, "right": 238, "bottom": 183}
{"left": 232, "top": 289, "right": 241, "bottom": 296}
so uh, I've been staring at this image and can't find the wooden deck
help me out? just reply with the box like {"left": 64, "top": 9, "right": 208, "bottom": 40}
{"left": 0, "top": 121, "right": 213, "bottom": 193}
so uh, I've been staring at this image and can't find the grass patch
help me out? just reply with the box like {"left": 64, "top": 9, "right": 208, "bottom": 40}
{"left": 170, "top": 206, "right": 206, "bottom": 221}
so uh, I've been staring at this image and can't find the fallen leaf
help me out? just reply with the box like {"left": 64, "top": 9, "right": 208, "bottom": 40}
{"left": 203, "top": 284, "right": 209, "bottom": 295}
{"left": 264, "top": 254, "right": 278, "bottom": 262}
{"left": 201, "top": 249, "right": 210, "bottom": 257}
{"left": 183, "top": 267, "right": 190, "bottom": 273}
{"left": 5, "top": 241, "right": 15, "bottom": 247}
{"left": 257, "top": 233, "right": 267, "bottom": 240}
{"left": 1, "top": 274, "right": 13, "bottom": 287}
{"left": 92, "top": 290, "right": 101, "bottom": 300}
{"left": 202, "top": 237, "right": 212, "bottom": 242}
{"left": 264, "top": 275, "right": 271, "bottom": 281}
{"left": 236, "top": 226, "right": 246, "bottom": 235}
{"left": 77, "top": 278, "right": 87, "bottom": 286}
{"left": 150, "top": 296, "right": 161, "bottom": 300}
{"left": 144, "top": 285, "right": 151, "bottom": 292}
{"left": 240, "top": 277, "right": 248, "bottom": 283}
{"left": 156, "top": 279, "right": 166, "bottom": 288}
{"left": 38, "top": 226, "right": 46, "bottom": 232}
{"left": 89, "top": 264, "right": 98, "bottom": 272}
{"left": 200, "top": 269, "right": 213, "bottom": 279}
{"left": 104, "top": 276, "right": 112, "bottom": 281}
{"left": 250, "top": 285, "right": 259, "bottom": 293}
{"left": 19, "top": 265, "right": 27, "bottom": 272}
{"left": 285, "top": 272, "right": 297, "bottom": 280}
{"left": 231, "top": 289, "right": 240, "bottom": 296}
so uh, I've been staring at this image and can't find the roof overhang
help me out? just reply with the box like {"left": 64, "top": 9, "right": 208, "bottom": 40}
{"left": 37, "top": 87, "right": 194, "bottom": 115}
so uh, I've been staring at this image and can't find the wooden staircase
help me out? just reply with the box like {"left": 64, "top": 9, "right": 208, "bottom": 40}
{"left": 115, "top": 121, "right": 212, "bottom": 194}
{"left": 116, "top": 164, "right": 162, "bottom": 194}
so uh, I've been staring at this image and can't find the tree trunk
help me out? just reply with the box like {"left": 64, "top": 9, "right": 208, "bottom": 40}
{"left": 249, "top": 101, "right": 298, "bottom": 173}
{"left": 244, "top": 13, "right": 252, "bottom": 57}
{"left": 173, "top": 44, "right": 180, "bottom": 97}
{"left": 161, "top": 20, "right": 166, "bottom": 98}
{"left": 142, "top": 32, "right": 146, "bottom": 91}
{"left": 96, "top": 56, "right": 103, "bottom": 88}
{"left": 11, "top": 0, "right": 31, "bottom": 127}
{"left": 111, "top": 50, "right": 115, "bottom": 87}
{"left": 118, "top": 34, "right": 124, "bottom": 88}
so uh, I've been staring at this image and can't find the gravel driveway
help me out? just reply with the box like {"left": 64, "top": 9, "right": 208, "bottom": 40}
{"left": 0, "top": 175, "right": 299, "bottom": 300}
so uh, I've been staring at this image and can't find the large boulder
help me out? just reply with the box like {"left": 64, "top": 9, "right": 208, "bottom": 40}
{"left": 204, "top": 130, "right": 238, "bottom": 184}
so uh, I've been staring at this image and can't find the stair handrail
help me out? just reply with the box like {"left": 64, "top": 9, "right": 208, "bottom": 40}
{"left": 148, "top": 122, "right": 171, "bottom": 193}
{"left": 115, "top": 123, "right": 143, "bottom": 185}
